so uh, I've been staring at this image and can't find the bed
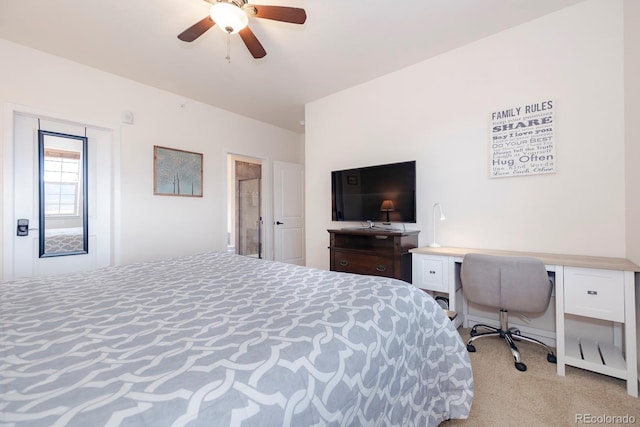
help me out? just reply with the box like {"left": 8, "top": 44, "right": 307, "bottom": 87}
{"left": 0, "top": 252, "right": 473, "bottom": 426}
{"left": 44, "top": 227, "right": 85, "bottom": 254}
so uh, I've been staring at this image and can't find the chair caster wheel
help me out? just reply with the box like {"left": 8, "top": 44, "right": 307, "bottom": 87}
{"left": 469, "top": 330, "right": 478, "bottom": 337}
{"left": 515, "top": 362, "right": 527, "bottom": 371}
{"left": 467, "top": 344, "right": 476, "bottom": 352}
{"left": 547, "top": 353, "right": 557, "bottom": 364}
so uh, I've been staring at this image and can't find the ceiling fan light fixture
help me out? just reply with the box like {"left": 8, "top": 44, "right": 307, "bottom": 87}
{"left": 210, "top": 2, "right": 248, "bottom": 34}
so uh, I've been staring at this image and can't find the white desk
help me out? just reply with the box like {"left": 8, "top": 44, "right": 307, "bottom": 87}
{"left": 410, "top": 246, "right": 639, "bottom": 397}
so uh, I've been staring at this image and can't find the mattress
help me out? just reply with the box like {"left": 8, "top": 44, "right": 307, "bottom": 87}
{"left": 0, "top": 252, "right": 473, "bottom": 426}
{"left": 44, "top": 227, "right": 84, "bottom": 254}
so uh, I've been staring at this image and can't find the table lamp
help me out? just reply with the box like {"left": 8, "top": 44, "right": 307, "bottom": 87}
{"left": 380, "top": 200, "right": 395, "bottom": 223}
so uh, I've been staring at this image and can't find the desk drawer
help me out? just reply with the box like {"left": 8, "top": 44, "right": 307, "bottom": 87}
{"left": 412, "top": 254, "right": 448, "bottom": 292}
{"left": 564, "top": 267, "right": 624, "bottom": 322}
{"left": 332, "top": 250, "right": 394, "bottom": 278}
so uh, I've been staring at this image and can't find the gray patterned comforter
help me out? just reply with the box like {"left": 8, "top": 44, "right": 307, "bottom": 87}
{"left": 0, "top": 252, "right": 473, "bottom": 426}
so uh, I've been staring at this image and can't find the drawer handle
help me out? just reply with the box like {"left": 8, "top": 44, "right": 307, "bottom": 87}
{"left": 587, "top": 290, "right": 598, "bottom": 296}
{"left": 339, "top": 260, "right": 349, "bottom": 266}
{"left": 429, "top": 270, "right": 436, "bottom": 274}
{"left": 376, "top": 265, "right": 387, "bottom": 272}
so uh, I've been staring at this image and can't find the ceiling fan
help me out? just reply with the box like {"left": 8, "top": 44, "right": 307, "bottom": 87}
{"left": 178, "top": 0, "right": 307, "bottom": 59}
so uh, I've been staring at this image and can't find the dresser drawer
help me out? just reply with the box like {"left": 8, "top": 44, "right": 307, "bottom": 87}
{"left": 332, "top": 250, "right": 394, "bottom": 278}
{"left": 563, "top": 267, "right": 624, "bottom": 322}
{"left": 412, "top": 254, "right": 449, "bottom": 292}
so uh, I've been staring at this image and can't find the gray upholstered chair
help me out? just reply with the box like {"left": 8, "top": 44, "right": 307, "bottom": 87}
{"left": 460, "top": 253, "right": 557, "bottom": 371}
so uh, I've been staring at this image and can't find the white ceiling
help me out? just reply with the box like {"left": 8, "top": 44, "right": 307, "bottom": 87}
{"left": 0, "top": 0, "right": 584, "bottom": 133}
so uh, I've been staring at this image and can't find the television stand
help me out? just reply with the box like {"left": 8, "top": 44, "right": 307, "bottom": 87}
{"left": 328, "top": 228, "right": 420, "bottom": 283}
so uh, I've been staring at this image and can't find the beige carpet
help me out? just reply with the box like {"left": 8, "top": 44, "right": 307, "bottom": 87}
{"left": 443, "top": 328, "right": 639, "bottom": 426}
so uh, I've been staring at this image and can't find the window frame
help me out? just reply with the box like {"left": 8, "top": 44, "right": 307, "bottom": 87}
{"left": 42, "top": 147, "right": 82, "bottom": 217}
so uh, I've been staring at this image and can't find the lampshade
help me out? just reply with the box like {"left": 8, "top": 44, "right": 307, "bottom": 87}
{"left": 210, "top": 2, "right": 249, "bottom": 34}
{"left": 380, "top": 200, "right": 395, "bottom": 211}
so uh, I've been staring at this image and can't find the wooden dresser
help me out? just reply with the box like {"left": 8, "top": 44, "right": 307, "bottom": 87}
{"left": 328, "top": 228, "right": 420, "bottom": 283}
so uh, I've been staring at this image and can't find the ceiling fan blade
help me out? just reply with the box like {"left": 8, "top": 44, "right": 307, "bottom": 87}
{"left": 178, "top": 16, "right": 216, "bottom": 42}
{"left": 239, "top": 27, "right": 267, "bottom": 59}
{"left": 249, "top": 5, "right": 307, "bottom": 24}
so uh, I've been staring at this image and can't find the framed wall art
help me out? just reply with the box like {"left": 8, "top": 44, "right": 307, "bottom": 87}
{"left": 489, "top": 99, "right": 555, "bottom": 178}
{"left": 154, "top": 145, "right": 203, "bottom": 197}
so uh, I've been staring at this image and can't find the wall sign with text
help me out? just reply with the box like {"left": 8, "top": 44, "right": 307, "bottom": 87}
{"left": 490, "top": 100, "right": 555, "bottom": 178}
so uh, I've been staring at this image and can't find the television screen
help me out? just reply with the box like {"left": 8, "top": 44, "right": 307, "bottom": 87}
{"left": 331, "top": 161, "right": 416, "bottom": 223}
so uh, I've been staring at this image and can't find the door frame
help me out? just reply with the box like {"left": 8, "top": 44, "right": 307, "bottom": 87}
{"left": 2, "top": 103, "right": 121, "bottom": 280}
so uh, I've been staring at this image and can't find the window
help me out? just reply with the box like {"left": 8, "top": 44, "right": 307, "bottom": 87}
{"left": 43, "top": 148, "right": 81, "bottom": 216}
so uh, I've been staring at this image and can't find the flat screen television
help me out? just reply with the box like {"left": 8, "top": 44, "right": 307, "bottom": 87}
{"left": 331, "top": 161, "right": 416, "bottom": 223}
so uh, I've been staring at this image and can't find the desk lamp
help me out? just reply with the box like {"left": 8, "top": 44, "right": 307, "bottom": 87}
{"left": 429, "top": 203, "right": 446, "bottom": 247}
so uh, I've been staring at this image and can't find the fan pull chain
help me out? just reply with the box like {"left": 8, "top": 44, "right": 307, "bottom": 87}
{"left": 226, "top": 31, "right": 231, "bottom": 63}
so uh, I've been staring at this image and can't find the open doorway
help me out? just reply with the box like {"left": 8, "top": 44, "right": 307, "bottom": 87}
{"left": 227, "top": 155, "right": 263, "bottom": 258}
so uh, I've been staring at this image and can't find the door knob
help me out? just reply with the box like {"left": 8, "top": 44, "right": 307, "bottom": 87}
{"left": 276, "top": 221, "right": 284, "bottom": 225}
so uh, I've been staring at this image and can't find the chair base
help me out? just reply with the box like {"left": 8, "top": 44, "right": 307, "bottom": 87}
{"left": 466, "top": 309, "right": 557, "bottom": 371}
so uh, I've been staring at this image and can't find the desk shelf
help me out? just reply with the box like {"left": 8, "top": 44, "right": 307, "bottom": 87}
{"left": 565, "top": 336, "right": 627, "bottom": 379}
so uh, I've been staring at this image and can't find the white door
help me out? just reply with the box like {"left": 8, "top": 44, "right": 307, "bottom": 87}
{"left": 5, "top": 113, "right": 112, "bottom": 279}
{"left": 273, "top": 161, "right": 305, "bottom": 265}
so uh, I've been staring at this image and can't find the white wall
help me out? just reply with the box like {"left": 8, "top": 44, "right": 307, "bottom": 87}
{"left": 623, "top": 0, "right": 640, "bottom": 383}
{"left": 305, "top": 0, "right": 629, "bottom": 270}
{"left": 0, "top": 39, "right": 303, "bottom": 274}
{"left": 625, "top": 0, "right": 640, "bottom": 265}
